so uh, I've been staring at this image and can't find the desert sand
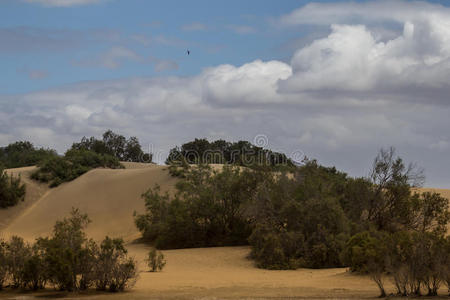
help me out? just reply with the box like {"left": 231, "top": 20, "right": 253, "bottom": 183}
{"left": 1, "top": 163, "right": 449, "bottom": 299}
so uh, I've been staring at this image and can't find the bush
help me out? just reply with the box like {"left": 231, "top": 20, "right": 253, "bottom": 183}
{"left": 72, "top": 130, "right": 152, "bottom": 163}
{"left": 0, "top": 166, "right": 26, "bottom": 208}
{"left": 146, "top": 248, "right": 166, "bottom": 272}
{"left": 31, "top": 149, "right": 123, "bottom": 187}
{"left": 135, "top": 165, "right": 260, "bottom": 249}
{"left": 0, "top": 141, "right": 57, "bottom": 169}
{"left": 0, "top": 240, "right": 7, "bottom": 290}
{"left": 165, "top": 138, "right": 294, "bottom": 169}
{"left": 93, "top": 237, "right": 138, "bottom": 292}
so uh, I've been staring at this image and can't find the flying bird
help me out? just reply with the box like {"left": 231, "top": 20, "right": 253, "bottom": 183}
{"left": 187, "top": 49, "right": 190, "bottom": 55}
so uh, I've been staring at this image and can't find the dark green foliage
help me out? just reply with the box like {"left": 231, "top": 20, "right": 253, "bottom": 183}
{"left": 165, "top": 138, "right": 293, "bottom": 169}
{"left": 0, "top": 166, "right": 26, "bottom": 208}
{"left": 0, "top": 141, "right": 57, "bottom": 169}
{"left": 93, "top": 237, "right": 138, "bottom": 292}
{"left": 31, "top": 149, "right": 123, "bottom": 187}
{"left": 146, "top": 248, "right": 166, "bottom": 272}
{"left": 0, "top": 240, "right": 6, "bottom": 290}
{"left": 72, "top": 130, "right": 152, "bottom": 163}
{"left": 249, "top": 160, "right": 351, "bottom": 269}
{"left": 37, "top": 208, "right": 93, "bottom": 291}
{"left": 135, "top": 165, "right": 261, "bottom": 249}
{"left": 0, "top": 209, "right": 138, "bottom": 293}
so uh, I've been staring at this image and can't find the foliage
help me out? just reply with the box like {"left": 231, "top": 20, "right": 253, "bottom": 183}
{"left": 72, "top": 130, "right": 152, "bottom": 163}
{"left": 0, "top": 240, "right": 6, "bottom": 290}
{"left": 93, "top": 237, "right": 138, "bottom": 292}
{"left": 0, "top": 208, "right": 141, "bottom": 293}
{"left": 248, "top": 160, "right": 351, "bottom": 269}
{"left": 31, "top": 149, "right": 123, "bottom": 187}
{"left": 146, "top": 248, "right": 166, "bottom": 272}
{"left": 135, "top": 165, "right": 262, "bottom": 249}
{"left": 165, "top": 138, "right": 294, "bottom": 169}
{"left": 0, "top": 166, "right": 26, "bottom": 208}
{"left": 0, "top": 141, "right": 57, "bottom": 169}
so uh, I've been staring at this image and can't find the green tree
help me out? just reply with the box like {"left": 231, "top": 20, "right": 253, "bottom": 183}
{"left": 0, "top": 166, "right": 26, "bottom": 208}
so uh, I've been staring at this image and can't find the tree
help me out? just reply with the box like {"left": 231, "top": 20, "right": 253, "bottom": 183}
{"left": 37, "top": 208, "right": 92, "bottom": 291}
{"left": 0, "top": 166, "right": 26, "bottom": 208}
{"left": 368, "top": 147, "right": 425, "bottom": 232}
{"left": 0, "top": 239, "right": 7, "bottom": 290}
{"left": 0, "top": 141, "right": 57, "bottom": 169}
{"left": 146, "top": 248, "right": 166, "bottom": 272}
{"left": 93, "top": 237, "right": 137, "bottom": 292}
{"left": 343, "top": 231, "right": 389, "bottom": 297}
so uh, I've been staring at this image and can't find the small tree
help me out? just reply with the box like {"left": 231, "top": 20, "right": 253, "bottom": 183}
{"left": 5, "top": 236, "right": 30, "bottom": 289}
{"left": 342, "top": 231, "right": 389, "bottom": 297}
{"left": 0, "top": 239, "right": 7, "bottom": 290}
{"left": 37, "top": 208, "right": 91, "bottom": 291}
{"left": 0, "top": 166, "right": 26, "bottom": 208}
{"left": 146, "top": 248, "right": 166, "bottom": 272}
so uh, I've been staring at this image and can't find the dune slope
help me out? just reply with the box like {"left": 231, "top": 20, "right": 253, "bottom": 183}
{"left": 2, "top": 163, "right": 177, "bottom": 241}
{"left": 0, "top": 166, "right": 48, "bottom": 231}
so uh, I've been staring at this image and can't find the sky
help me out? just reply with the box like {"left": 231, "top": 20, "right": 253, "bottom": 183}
{"left": 1, "top": 0, "right": 450, "bottom": 187}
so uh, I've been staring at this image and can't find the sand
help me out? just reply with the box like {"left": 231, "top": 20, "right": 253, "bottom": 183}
{"left": 1, "top": 163, "right": 449, "bottom": 299}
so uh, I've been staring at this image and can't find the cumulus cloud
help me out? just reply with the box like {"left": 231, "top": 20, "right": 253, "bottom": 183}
{"left": 277, "top": 0, "right": 450, "bottom": 104}
{"left": 2, "top": 0, "right": 450, "bottom": 187}
{"left": 23, "top": 0, "right": 104, "bottom": 7}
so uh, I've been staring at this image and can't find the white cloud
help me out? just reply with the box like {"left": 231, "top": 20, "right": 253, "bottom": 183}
{"left": 279, "top": 0, "right": 450, "bottom": 26}
{"left": 23, "top": 0, "right": 104, "bottom": 7}
{"left": 277, "top": 1, "right": 450, "bottom": 98}
{"left": 2, "top": 0, "right": 450, "bottom": 187}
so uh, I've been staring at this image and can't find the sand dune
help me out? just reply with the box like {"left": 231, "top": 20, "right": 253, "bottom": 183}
{"left": 0, "top": 166, "right": 48, "bottom": 231}
{"left": 1, "top": 164, "right": 449, "bottom": 298}
{"left": 2, "top": 163, "right": 177, "bottom": 241}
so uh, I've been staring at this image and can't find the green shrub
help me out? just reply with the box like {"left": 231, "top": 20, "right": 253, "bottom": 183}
{"left": 35, "top": 209, "right": 137, "bottom": 292}
{"left": 31, "top": 149, "right": 123, "bottom": 187}
{"left": 72, "top": 130, "right": 152, "bottom": 163}
{"left": 0, "top": 166, "right": 26, "bottom": 208}
{"left": 135, "top": 165, "right": 260, "bottom": 249}
{"left": 146, "top": 248, "right": 166, "bottom": 272}
{"left": 93, "top": 237, "right": 138, "bottom": 292}
{"left": 165, "top": 138, "right": 294, "bottom": 169}
{"left": 0, "top": 141, "right": 57, "bottom": 169}
{"left": 0, "top": 240, "right": 7, "bottom": 290}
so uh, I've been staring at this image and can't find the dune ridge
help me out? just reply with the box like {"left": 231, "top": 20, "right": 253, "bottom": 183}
{"left": 1, "top": 164, "right": 449, "bottom": 299}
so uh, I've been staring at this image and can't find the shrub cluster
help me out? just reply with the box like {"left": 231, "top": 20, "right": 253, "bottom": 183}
{"left": 72, "top": 130, "right": 152, "bottom": 163}
{"left": 135, "top": 164, "right": 261, "bottom": 249}
{"left": 0, "top": 141, "right": 57, "bottom": 169}
{"left": 166, "top": 138, "right": 294, "bottom": 169}
{"left": 0, "top": 209, "right": 138, "bottom": 292}
{"left": 343, "top": 231, "right": 450, "bottom": 297}
{"left": 31, "top": 149, "right": 123, "bottom": 187}
{"left": 0, "top": 166, "right": 26, "bottom": 208}
{"left": 136, "top": 147, "right": 450, "bottom": 297}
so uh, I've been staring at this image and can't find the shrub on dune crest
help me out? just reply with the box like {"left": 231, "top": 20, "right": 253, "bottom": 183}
{"left": 0, "top": 166, "right": 26, "bottom": 208}
{"left": 31, "top": 149, "right": 123, "bottom": 187}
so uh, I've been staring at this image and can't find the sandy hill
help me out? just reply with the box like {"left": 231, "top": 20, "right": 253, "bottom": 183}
{"left": 1, "top": 165, "right": 449, "bottom": 299}
{"left": 1, "top": 163, "right": 177, "bottom": 241}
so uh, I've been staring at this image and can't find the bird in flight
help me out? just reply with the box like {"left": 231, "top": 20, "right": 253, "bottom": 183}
{"left": 187, "top": 49, "right": 190, "bottom": 55}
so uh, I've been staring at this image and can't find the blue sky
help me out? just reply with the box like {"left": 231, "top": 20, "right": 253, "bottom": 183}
{"left": 2, "top": 0, "right": 450, "bottom": 187}
{"left": 0, "top": 0, "right": 329, "bottom": 94}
